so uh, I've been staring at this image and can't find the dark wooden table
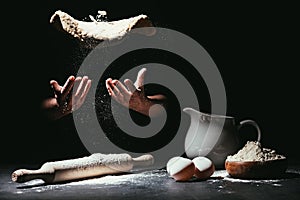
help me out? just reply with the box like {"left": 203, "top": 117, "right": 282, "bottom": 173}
{"left": 1, "top": 159, "right": 300, "bottom": 200}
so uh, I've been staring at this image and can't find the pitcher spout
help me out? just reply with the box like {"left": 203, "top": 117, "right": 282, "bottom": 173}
{"left": 183, "top": 107, "right": 201, "bottom": 118}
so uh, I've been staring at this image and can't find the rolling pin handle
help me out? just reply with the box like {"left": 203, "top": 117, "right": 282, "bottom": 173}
{"left": 132, "top": 154, "right": 154, "bottom": 167}
{"left": 11, "top": 169, "right": 54, "bottom": 183}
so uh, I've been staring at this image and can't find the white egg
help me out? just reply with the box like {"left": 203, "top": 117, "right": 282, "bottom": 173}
{"left": 192, "top": 156, "right": 215, "bottom": 180}
{"left": 166, "top": 156, "right": 195, "bottom": 181}
{"left": 166, "top": 156, "right": 181, "bottom": 174}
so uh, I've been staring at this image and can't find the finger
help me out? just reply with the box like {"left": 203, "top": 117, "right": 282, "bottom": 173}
{"left": 112, "top": 79, "right": 118, "bottom": 85}
{"left": 115, "top": 80, "right": 131, "bottom": 96}
{"left": 61, "top": 76, "right": 76, "bottom": 100}
{"left": 80, "top": 79, "right": 92, "bottom": 100}
{"left": 107, "top": 83, "right": 119, "bottom": 101}
{"left": 106, "top": 79, "right": 121, "bottom": 96}
{"left": 77, "top": 78, "right": 91, "bottom": 100}
{"left": 105, "top": 78, "right": 114, "bottom": 95}
{"left": 62, "top": 76, "right": 75, "bottom": 91}
{"left": 124, "top": 79, "right": 136, "bottom": 92}
{"left": 73, "top": 77, "right": 83, "bottom": 90}
{"left": 75, "top": 76, "right": 88, "bottom": 97}
{"left": 134, "top": 68, "right": 147, "bottom": 89}
{"left": 107, "top": 80, "right": 129, "bottom": 107}
{"left": 109, "top": 80, "right": 127, "bottom": 104}
{"left": 71, "top": 77, "right": 83, "bottom": 100}
{"left": 73, "top": 79, "right": 92, "bottom": 111}
{"left": 110, "top": 80, "right": 121, "bottom": 96}
{"left": 105, "top": 78, "right": 112, "bottom": 86}
{"left": 50, "top": 80, "right": 61, "bottom": 94}
{"left": 147, "top": 94, "right": 167, "bottom": 101}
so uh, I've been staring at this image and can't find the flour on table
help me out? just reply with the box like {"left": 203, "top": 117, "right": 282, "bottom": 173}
{"left": 210, "top": 170, "right": 282, "bottom": 184}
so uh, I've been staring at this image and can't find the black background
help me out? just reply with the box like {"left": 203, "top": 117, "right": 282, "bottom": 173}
{"left": 2, "top": 1, "right": 299, "bottom": 164}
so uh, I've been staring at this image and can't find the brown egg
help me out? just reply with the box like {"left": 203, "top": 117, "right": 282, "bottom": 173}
{"left": 166, "top": 157, "right": 195, "bottom": 181}
{"left": 192, "top": 156, "right": 215, "bottom": 180}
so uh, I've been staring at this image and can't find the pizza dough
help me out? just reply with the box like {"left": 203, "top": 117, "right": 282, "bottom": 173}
{"left": 50, "top": 10, "right": 156, "bottom": 48}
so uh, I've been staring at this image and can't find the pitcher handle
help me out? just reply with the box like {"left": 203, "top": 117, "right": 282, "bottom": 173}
{"left": 238, "top": 120, "right": 261, "bottom": 142}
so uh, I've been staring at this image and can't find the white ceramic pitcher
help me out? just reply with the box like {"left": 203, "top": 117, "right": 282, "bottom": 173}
{"left": 183, "top": 107, "right": 261, "bottom": 168}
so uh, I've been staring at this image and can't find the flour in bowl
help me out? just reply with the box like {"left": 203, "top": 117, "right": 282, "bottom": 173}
{"left": 226, "top": 141, "right": 286, "bottom": 162}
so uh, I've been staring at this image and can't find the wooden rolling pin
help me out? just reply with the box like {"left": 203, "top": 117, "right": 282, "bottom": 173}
{"left": 11, "top": 153, "right": 154, "bottom": 183}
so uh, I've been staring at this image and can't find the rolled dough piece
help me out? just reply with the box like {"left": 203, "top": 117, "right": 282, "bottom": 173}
{"left": 11, "top": 153, "right": 154, "bottom": 183}
{"left": 50, "top": 10, "right": 156, "bottom": 48}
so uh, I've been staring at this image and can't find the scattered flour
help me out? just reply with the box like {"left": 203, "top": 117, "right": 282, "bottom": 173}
{"left": 226, "top": 141, "right": 286, "bottom": 162}
{"left": 210, "top": 170, "right": 282, "bottom": 184}
{"left": 14, "top": 170, "right": 167, "bottom": 194}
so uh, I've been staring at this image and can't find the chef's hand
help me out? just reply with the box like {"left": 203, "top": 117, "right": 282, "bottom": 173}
{"left": 41, "top": 75, "right": 92, "bottom": 120}
{"left": 106, "top": 68, "right": 166, "bottom": 117}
